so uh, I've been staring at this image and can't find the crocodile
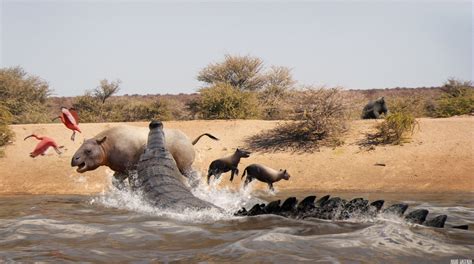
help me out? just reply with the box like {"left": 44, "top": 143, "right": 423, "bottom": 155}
{"left": 132, "top": 121, "right": 468, "bottom": 230}
{"left": 235, "top": 195, "right": 469, "bottom": 230}
{"left": 134, "top": 120, "right": 221, "bottom": 211}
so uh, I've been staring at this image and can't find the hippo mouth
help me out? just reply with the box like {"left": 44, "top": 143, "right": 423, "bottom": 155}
{"left": 76, "top": 162, "right": 87, "bottom": 173}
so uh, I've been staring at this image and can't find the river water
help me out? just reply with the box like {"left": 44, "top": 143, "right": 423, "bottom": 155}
{"left": 1, "top": 182, "right": 473, "bottom": 263}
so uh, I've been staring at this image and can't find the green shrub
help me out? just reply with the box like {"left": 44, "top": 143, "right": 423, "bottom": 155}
{"left": 72, "top": 93, "right": 103, "bottom": 122}
{"left": 0, "top": 105, "right": 14, "bottom": 156}
{"left": 369, "top": 112, "right": 418, "bottom": 145}
{"left": 72, "top": 94, "right": 174, "bottom": 123}
{"left": 430, "top": 91, "right": 474, "bottom": 117}
{"left": 196, "top": 83, "right": 260, "bottom": 119}
{"left": 110, "top": 99, "right": 172, "bottom": 122}
{"left": 0, "top": 66, "right": 52, "bottom": 124}
{"left": 427, "top": 79, "right": 474, "bottom": 117}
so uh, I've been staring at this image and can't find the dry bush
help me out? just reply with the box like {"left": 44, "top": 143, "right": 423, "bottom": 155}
{"left": 290, "top": 87, "right": 349, "bottom": 141}
{"left": 73, "top": 94, "right": 174, "bottom": 123}
{"left": 94, "top": 79, "right": 121, "bottom": 103}
{"left": 196, "top": 83, "right": 260, "bottom": 119}
{"left": 166, "top": 99, "right": 190, "bottom": 120}
{"left": 259, "top": 66, "right": 295, "bottom": 120}
{"left": 365, "top": 112, "right": 418, "bottom": 146}
{"left": 246, "top": 87, "right": 349, "bottom": 152}
{"left": 387, "top": 96, "right": 427, "bottom": 118}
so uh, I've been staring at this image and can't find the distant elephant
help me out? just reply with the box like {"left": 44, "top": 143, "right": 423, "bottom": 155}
{"left": 361, "top": 97, "right": 388, "bottom": 119}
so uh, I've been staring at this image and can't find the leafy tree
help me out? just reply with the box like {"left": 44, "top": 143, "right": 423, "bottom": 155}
{"left": 94, "top": 79, "right": 121, "bottom": 103}
{"left": 259, "top": 66, "right": 295, "bottom": 119}
{"left": 196, "top": 55, "right": 297, "bottom": 120}
{"left": 197, "top": 55, "right": 265, "bottom": 91}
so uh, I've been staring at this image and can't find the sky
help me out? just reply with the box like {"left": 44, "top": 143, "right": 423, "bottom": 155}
{"left": 0, "top": 0, "right": 472, "bottom": 96}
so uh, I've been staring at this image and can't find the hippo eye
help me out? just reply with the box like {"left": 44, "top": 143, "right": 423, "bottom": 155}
{"left": 85, "top": 149, "right": 92, "bottom": 154}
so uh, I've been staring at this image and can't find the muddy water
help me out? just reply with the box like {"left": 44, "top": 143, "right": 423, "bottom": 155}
{"left": 0, "top": 184, "right": 473, "bottom": 263}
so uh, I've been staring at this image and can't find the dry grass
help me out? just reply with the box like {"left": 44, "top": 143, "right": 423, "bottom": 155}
{"left": 246, "top": 87, "right": 348, "bottom": 152}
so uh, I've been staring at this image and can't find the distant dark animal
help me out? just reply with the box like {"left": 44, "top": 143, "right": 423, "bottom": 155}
{"left": 361, "top": 97, "right": 388, "bottom": 119}
{"left": 207, "top": 148, "right": 251, "bottom": 184}
{"left": 242, "top": 163, "right": 291, "bottom": 191}
{"left": 24, "top": 134, "right": 63, "bottom": 157}
{"left": 235, "top": 195, "right": 469, "bottom": 230}
{"left": 52, "top": 107, "right": 81, "bottom": 141}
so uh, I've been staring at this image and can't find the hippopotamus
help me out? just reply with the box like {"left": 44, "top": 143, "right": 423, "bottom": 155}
{"left": 361, "top": 97, "right": 388, "bottom": 119}
{"left": 71, "top": 125, "right": 218, "bottom": 187}
{"left": 134, "top": 120, "right": 220, "bottom": 210}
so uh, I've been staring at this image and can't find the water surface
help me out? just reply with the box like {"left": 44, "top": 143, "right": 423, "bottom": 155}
{"left": 1, "top": 186, "right": 473, "bottom": 263}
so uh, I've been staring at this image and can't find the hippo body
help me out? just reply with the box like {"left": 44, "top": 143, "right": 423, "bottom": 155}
{"left": 71, "top": 125, "right": 218, "bottom": 185}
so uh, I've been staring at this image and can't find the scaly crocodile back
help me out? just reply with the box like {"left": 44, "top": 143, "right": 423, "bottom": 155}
{"left": 136, "top": 121, "right": 218, "bottom": 210}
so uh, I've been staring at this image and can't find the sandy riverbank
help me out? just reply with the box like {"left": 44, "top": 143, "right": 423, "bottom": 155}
{"left": 0, "top": 117, "right": 472, "bottom": 195}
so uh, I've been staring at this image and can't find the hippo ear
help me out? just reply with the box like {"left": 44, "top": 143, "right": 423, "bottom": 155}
{"left": 96, "top": 136, "right": 107, "bottom": 145}
{"left": 279, "top": 169, "right": 283, "bottom": 171}
{"left": 283, "top": 169, "right": 287, "bottom": 174}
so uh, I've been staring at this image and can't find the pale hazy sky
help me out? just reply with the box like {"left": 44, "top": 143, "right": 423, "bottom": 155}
{"left": 1, "top": 0, "right": 472, "bottom": 96}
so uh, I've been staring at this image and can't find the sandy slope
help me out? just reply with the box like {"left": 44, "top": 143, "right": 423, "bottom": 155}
{"left": 0, "top": 117, "right": 472, "bottom": 195}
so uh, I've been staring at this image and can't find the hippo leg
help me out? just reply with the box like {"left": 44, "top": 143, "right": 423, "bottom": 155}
{"left": 112, "top": 171, "right": 128, "bottom": 190}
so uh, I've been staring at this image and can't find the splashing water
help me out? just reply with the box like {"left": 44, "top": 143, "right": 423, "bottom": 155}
{"left": 1, "top": 188, "right": 473, "bottom": 262}
{"left": 90, "top": 170, "right": 269, "bottom": 223}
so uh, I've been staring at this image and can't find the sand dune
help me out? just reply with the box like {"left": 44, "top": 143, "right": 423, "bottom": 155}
{"left": 0, "top": 117, "right": 472, "bottom": 195}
